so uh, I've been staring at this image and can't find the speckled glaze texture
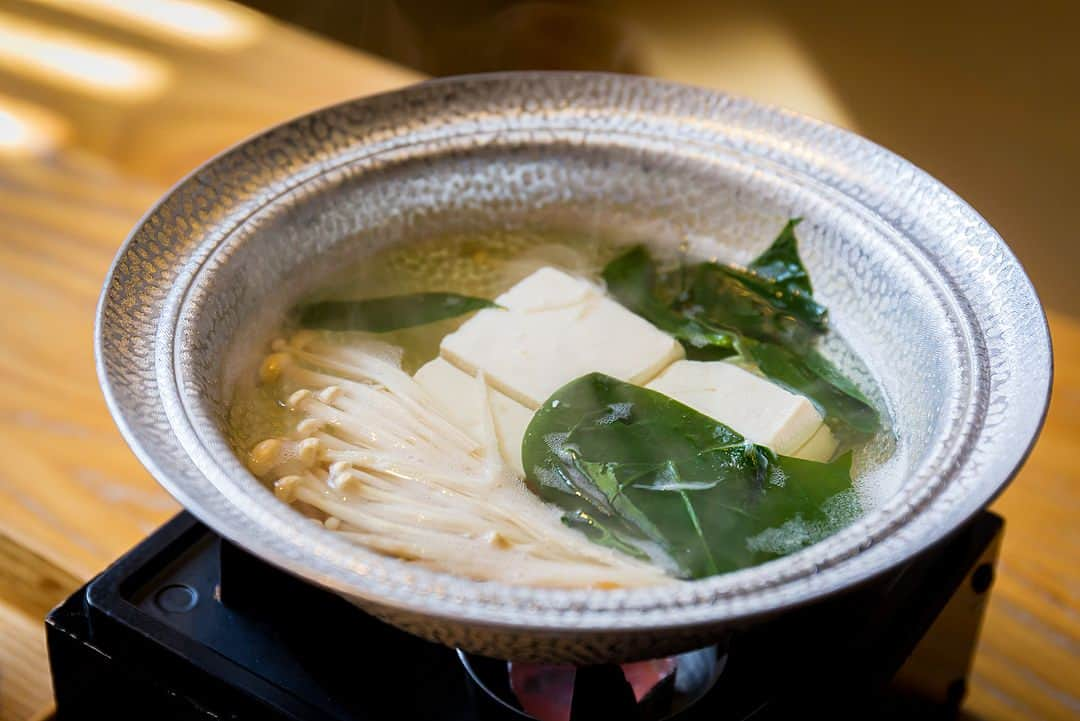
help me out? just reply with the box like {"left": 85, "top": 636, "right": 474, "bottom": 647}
{"left": 97, "top": 73, "right": 1051, "bottom": 663}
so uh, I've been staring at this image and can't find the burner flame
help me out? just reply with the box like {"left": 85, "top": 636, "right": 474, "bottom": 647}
{"left": 509, "top": 657, "right": 678, "bottom": 721}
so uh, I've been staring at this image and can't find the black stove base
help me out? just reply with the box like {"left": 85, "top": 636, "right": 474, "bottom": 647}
{"left": 45, "top": 511, "right": 1001, "bottom": 720}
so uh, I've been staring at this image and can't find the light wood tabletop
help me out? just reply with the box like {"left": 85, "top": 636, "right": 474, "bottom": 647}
{"left": 0, "top": 3, "right": 1075, "bottom": 720}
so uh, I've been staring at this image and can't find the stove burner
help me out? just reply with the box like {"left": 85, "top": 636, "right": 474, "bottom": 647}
{"left": 460, "top": 646, "right": 723, "bottom": 721}
{"left": 45, "top": 511, "right": 1001, "bottom": 720}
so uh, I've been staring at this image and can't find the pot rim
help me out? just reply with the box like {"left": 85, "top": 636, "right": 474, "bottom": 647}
{"left": 96, "top": 71, "right": 1052, "bottom": 635}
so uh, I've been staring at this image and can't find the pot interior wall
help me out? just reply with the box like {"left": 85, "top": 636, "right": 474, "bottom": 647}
{"left": 180, "top": 139, "right": 963, "bottom": 522}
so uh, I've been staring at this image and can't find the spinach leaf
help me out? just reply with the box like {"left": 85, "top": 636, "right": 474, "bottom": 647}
{"left": 686, "top": 263, "right": 827, "bottom": 350}
{"left": 561, "top": 509, "right": 655, "bottom": 563}
{"left": 603, "top": 246, "right": 738, "bottom": 355}
{"left": 599, "top": 223, "right": 882, "bottom": 440}
{"left": 748, "top": 218, "right": 813, "bottom": 294}
{"left": 740, "top": 339, "right": 881, "bottom": 442}
{"left": 523, "top": 373, "right": 858, "bottom": 579}
{"left": 682, "top": 220, "right": 827, "bottom": 349}
{"left": 298, "top": 292, "right": 497, "bottom": 333}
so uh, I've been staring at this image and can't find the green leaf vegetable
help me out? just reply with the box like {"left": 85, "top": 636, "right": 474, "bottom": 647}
{"left": 689, "top": 220, "right": 827, "bottom": 351}
{"left": 601, "top": 220, "right": 880, "bottom": 441}
{"left": 742, "top": 340, "right": 879, "bottom": 437}
{"left": 686, "top": 264, "right": 827, "bottom": 350}
{"left": 603, "top": 246, "right": 739, "bottom": 355}
{"left": 747, "top": 218, "right": 814, "bottom": 293}
{"left": 522, "top": 373, "right": 859, "bottom": 579}
{"left": 298, "top": 292, "right": 497, "bottom": 333}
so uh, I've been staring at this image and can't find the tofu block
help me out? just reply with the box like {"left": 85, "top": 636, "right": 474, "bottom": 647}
{"left": 440, "top": 267, "right": 685, "bottom": 409}
{"left": 495, "top": 266, "right": 596, "bottom": 310}
{"left": 413, "top": 358, "right": 533, "bottom": 475}
{"left": 790, "top": 423, "right": 838, "bottom": 463}
{"left": 646, "top": 360, "right": 823, "bottom": 455}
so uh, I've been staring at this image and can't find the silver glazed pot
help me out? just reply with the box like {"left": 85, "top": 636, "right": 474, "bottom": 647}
{"left": 97, "top": 73, "right": 1051, "bottom": 663}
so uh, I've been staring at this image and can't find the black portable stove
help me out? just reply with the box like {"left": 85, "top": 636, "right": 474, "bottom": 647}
{"left": 45, "top": 511, "right": 1002, "bottom": 720}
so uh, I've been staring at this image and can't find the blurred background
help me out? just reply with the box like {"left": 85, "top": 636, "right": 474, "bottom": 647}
{"left": 0, "top": 2, "right": 1075, "bottom": 720}
{"left": 253, "top": 0, "right": 1080, "bottom": 316}
{"left": 1, "top": 0, "right": 1075, "bottom": 310}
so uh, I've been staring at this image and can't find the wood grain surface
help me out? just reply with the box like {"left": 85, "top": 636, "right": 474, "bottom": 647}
{"left": 0, "top": 3, "right": 1075, "bottom": 720}
{"left": 0, "top": 601, "right": 51, "bottom": 721}
{"left": 0, "top": 4, "right": 419, "bottom": 720}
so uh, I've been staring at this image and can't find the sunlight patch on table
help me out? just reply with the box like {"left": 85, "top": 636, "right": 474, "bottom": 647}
{"left": 0, "top": 10, "right": 170, "bottom": 100}
{"left": 27, "top": 0, "right": 262, "bottom": 50}
{"left": 0, "top": 93, "right": 68, "bottom": 157}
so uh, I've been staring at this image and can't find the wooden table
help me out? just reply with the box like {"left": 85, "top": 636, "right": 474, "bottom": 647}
{"left": 0, "top": 3, "right": 1075, "bottom": 720}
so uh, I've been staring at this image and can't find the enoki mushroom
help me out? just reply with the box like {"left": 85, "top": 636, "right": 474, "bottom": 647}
{"left": 246, "top": 332, "right": 669, "bottom": 588}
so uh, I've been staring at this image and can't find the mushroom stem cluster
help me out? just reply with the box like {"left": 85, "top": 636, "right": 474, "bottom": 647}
{"left": 246, "top": 332, "right": 668, "bottom": 588}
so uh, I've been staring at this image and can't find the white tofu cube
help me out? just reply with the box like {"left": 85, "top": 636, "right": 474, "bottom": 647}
{"left": 646, "top": 360, "right": 824, "bottom": 455}
{"left": 495, "top": 266, "right": 596, "bottom": 310}
{"left": 440, "top": 268, "right": 684, "bottom": 409}
{"left": 790, "top": 424, "right": 838, "bottom": 463}
{"left": 413, "top": 358, "right": 533, "bottom": 475}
